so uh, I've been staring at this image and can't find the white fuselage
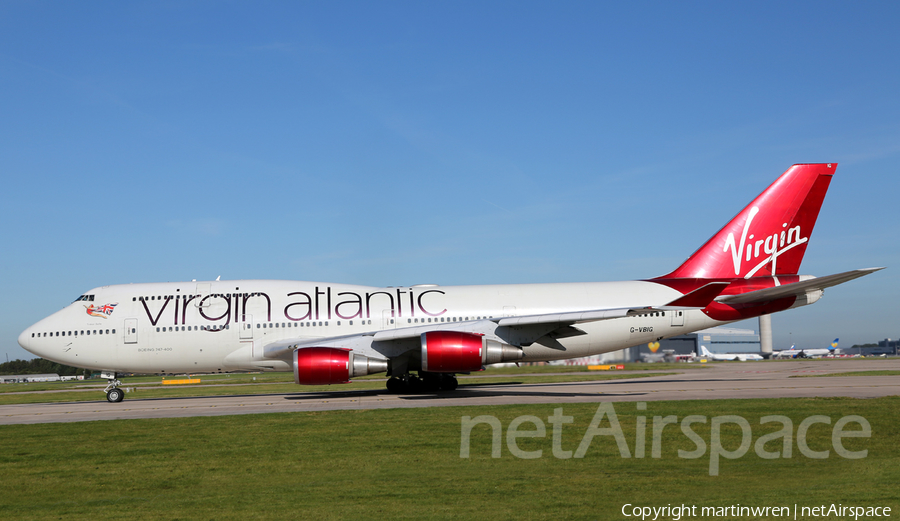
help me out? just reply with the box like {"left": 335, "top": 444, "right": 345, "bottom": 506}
{"left": 20, "top": 279, "right": 732, "bottom": 374}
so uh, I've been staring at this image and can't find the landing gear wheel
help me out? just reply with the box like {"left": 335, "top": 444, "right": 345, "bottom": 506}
{"left": 106, "top": 388, "right": 124, "bottom": 403}
{"left": 386, "top": 376, "right": 405, "bottom": 394}
{"left": 419, "top": 372, "right": 442, "bottom": 392}
{"left": 406, "top": 375, "right": 423, "bottom": 393}
{"left": 439, "top": 375, "right": 458, "bottom": 391}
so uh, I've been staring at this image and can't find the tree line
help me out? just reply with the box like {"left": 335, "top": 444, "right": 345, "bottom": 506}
{"left": 0, "top": 358, "right": 88, "bottom": 376}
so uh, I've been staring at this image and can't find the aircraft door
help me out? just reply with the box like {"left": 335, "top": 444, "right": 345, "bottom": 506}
{"left": 124, "top": 318, "right": 138, "bottom": 344}
{"left": 382, "top": 310, "right": 396, "bottom": 330}
{"left": 195, "top": 283, "right": 211, "bottom": 310}
{"left": 240, "top": 314, "right": 254, "bottom": 339}
{"left": 671, "top": 310, "right": 685, "bottom": 327}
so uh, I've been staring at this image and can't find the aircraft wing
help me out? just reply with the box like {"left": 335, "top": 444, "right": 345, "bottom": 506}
{"left": 717, "top": 268, "right": 884, "bottom": 305}
{"left": 262, "top": 284, "right": 729, "bottom": 359}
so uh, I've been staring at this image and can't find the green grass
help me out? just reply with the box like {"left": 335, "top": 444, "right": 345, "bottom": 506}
{"left": 1, "top": 397, "right": 897, "bottom": 520}
{"left": 0, "top": 372, "right": 673, "bottom": 405}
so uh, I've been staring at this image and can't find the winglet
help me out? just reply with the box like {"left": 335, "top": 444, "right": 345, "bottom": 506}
{"left": 660, "top": 282, "right": 730, "bottom": 309}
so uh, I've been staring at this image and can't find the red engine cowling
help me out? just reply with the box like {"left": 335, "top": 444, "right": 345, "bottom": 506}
{"left": 421, "top": 331, "right": 485, "bottom": 372}
{"left": 294, "top": 347, "right": 351, "bottom": 385}
{"left": 293, "top": 347, "right": 390, "bottom": 385}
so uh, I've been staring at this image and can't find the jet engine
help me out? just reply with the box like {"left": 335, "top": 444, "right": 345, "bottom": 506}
{"left": 420, "top": 331, "right": 523, "bottom": 372}
{"left": 293, "top": 347, "right": 388, "bottom": 385}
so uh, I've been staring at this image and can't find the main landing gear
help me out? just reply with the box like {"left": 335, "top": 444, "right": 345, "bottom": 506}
{"left": 101, "top": 371, "right": 124, "bottom": 403}
{"left": 386, "top": 372, "right": 458, "bottom": 394}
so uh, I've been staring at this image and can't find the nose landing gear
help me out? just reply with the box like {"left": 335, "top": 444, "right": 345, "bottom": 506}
{"left": 101, "top": 371, "right": 124, "bottom": 403}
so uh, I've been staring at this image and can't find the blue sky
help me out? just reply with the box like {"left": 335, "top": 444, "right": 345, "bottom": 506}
{"left": 2, "top": 1, "right": 898, "bottom": 361}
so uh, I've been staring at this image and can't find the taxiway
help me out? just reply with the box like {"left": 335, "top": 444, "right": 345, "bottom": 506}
{"left": 1, "top": 359, "right": 898, "bottom": 425}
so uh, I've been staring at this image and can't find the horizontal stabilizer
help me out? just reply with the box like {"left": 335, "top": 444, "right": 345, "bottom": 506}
{"left": 717, "top": 267, "right": 884, "bottom": 304}
{"left": 659, "top": 282, "right": 730, "bottom": 309}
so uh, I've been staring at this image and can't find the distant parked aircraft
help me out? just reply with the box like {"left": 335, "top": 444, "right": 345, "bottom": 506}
{"left": 699, "top": 345, "right": 763, "bottom": 361}
{"left": 772, "top": 338, "right": 840, "bottom": 359}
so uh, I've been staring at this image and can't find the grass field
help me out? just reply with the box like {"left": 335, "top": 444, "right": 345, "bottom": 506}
{"left": 1, "top": 396, "right": 897, "bottom": 520}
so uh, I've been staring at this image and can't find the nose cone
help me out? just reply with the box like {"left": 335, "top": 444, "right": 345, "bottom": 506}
{"left": 18, "top": 326, "right": 43, "bottom": 358}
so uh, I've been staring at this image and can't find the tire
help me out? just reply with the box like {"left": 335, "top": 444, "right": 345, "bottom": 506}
{"left": 107, "top": 388, "right": 124, "bottom": 403}
{"left": 419, "top": 372, "right": 441, "bottom": 392}
{"left": 386, "top": 377, "right": 404, "bottom": 394}
{"left": 440, "top": 375, "right": 458, "bottom": 391}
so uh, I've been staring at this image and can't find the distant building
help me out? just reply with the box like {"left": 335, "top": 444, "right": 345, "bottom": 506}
{"left": 558, "top": 326, "right": 761, "bottom": 364}
{"left": 877, "top": 338, "right": 899, "bottom": 355}
{"left": 0, "top": 373, "right": 61, "bottom": 383}
{"left": 843, "top": 339, "right": 899, "bottom": 357}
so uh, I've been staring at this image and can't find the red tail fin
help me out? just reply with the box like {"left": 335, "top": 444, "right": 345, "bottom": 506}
{"left": 662, "top": 163, "right": 836, "bottom": 279}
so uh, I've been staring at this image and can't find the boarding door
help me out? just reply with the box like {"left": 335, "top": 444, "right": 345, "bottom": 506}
{"left": 195, "top": 283, "right": 211, "bottom": 310}
{"left": 124, "top": 318, "right": 138, "bottom": 344}
{"left": 382, "top": 310, "right": 397, "bottom": 330}
{"left": 240, "top": 314, "right": 254, "bottom": 339}
{"left": 671, "top": 310, "right": 685, "bottom": 327}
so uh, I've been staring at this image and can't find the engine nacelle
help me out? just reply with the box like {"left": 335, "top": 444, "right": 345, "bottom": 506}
{"left": 293, "top": 347, "right": 388, "bottom": 385}
{"left": 421, "top": 331, "right": 523, "bottom": 372}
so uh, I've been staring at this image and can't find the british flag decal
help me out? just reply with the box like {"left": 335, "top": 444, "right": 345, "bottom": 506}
{"left": 85, "top": 303, "right": 118, "bottom": 319}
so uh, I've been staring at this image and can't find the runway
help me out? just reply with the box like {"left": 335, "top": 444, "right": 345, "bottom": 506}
{"left": 2, "top": 359, "right": 898, "bottom": 425}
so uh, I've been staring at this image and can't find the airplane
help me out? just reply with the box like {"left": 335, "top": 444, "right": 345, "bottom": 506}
{"left": 699, "top": 344, "right": 763, "bottom": 362}
{"left": 772, "top": 338, "right": 839, "bottom": 358}
{"left": 17, "top": 163, "right": 883, "bottom": 402}
{"left": 639, "top": 349, "right": 697, "bottom": 363}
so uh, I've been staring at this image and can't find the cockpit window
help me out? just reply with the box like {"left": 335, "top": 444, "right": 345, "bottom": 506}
{"left": 74, "top": 295, "right": 95, "bottom": 302}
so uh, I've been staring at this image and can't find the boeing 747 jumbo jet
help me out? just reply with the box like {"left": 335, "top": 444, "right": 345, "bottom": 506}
{"left": 18, "top": 164, "right": 882, "bottom": 402}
